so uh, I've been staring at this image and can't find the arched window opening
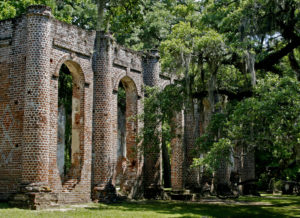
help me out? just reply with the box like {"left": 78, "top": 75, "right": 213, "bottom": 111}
{"left": 116, "top": 82, "right": 126, "bottom": 188}
{"left": 114, "top": 76, "right": 138, "bottom": 194}
{"left": 56, "top": 62, "right": 83, "bottom": 188}
{"left": 57, "top": 64, "right": 72, "bottom": 179}
{"left": 162, "top": 119, "right": 172, "bottom": 188}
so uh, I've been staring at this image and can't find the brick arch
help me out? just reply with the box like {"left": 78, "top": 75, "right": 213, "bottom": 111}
{"left": 118, "top": 75, "right": 138, "bottom": 162}
{"left": 113, "top": 74, "right": 142, "bottom": 97}
{"left": 54, "top": 53, "right": 85, "bottom": 81}
{"left": 113, "top": 75, "right": 139, "bottom": 194}
{"left": 49, "top": 58, "right": 86, "bottom": 192}
{"left": 120, "top": 76, "right": 138, "bottom": 93}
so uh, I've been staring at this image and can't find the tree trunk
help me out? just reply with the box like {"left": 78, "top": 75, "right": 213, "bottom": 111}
{"left": 96, "top": 0, "right": 108, "bottom": 32}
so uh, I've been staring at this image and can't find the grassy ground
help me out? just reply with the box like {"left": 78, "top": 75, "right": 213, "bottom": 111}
{"left": 0, "top": 194, "right": 299, "bottom": 218}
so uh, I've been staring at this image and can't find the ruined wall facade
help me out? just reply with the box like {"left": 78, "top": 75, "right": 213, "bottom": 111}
{"left": 0, "top": 6, "right": 94, "bottom": 207}
{"left": 0, "top": 5, "right": 168, "bottom": 207}
{"left": 0, "top": 16, "right": 27, "bottom": 201}
{"left": 0, "top": 5, "right": 255, "bottom": 208}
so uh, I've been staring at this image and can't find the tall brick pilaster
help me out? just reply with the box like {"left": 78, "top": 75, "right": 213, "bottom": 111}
{"left": 171, "top": 111, "right": 185, "bottom": 191}
{"left": 143, "top": 50, "right": 160, "bottom": 86}
{"left": 213, "top": 158, "right": 231, "bottom": 190}
{"left": 142, "top": 51, "right": 162, "bottom": 189}
{"left": 185, "top": 103, "right": 201, "bottom": 188}
{"left": 92, "top": 32, "right": 114, "bottom": 194}
{"left": 22, "top": 5, "right": 52, "bottom": 187}
{"left": 240, "top": 151, "right": 255, "bottom": 182}
{"left": 236, "top": 146, "right": 255, "bottom": 194}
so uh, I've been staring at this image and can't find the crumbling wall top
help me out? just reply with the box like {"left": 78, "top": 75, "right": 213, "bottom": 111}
{"left": 27, "top": 5, "right": 52, "bottom": 17}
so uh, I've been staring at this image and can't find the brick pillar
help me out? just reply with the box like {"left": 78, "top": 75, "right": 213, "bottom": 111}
{"left": 213, "top": 158, "right": 231, "bottom": 188}
{"left": 171, "top": 111, "right": 184, "bottom": 191}
{"left": 185, "top": 103, "right": 201, "bottom": 189}
{"left": 212, "top": 138, "right": 231, "bottom": 193}
{"left": 236, "top": 146, "right": 255, "bottom": 194}
{"left": 92, "top": 32, "right": 114, "bottom": 196}
{"left": 111, "top": 91, "right": 118, "bottom": 186}
{"left": 240, "top": 151, "right": 255, "bottom": 182}
{"left": 22, "top": 5, "right": 52, "bottom": 188}
{"left": 142, "top": 51, "right": 162, "bottom": 190}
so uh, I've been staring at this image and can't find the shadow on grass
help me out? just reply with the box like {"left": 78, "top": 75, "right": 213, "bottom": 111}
{"left": 0, "top": 202, "right": 11, "bottom": 209}
{"left": 87, "top": 200, "right": 298, "bottom": 218}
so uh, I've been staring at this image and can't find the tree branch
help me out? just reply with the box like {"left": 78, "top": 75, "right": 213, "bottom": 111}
{"left": 192, "top": 88, "right": 253, "bottom": 101}
{"left": 256, "top": 39, "right": 300, "bottom": 72}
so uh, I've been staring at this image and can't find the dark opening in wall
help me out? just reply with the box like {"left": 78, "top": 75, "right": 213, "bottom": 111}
{"left": 114, "top": 76, "right": 139, "bottom": 195}
{"left": 58, "top": 64, "right": 73, "bottom": 178}
{"left": 116, "top": 82, "right": 126, "bottom": 188}
{"left": 56, "top": 60, "right": 84, "bottom": 191}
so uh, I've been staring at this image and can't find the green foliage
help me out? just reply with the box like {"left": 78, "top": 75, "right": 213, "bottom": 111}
{"left": 0, "top": 0, "right": 54, "bottom": 20}
{"left": 0, "top": 1, "right": 17, "bottom": 20}
{"left": 119, "top": 0, "right": 176, "bottom": 50}
{"left": 229, "top": 75, "right": 300, "bottom": 154}
{"left": 140, "top": 85, "right": 183, "bottom": 154}
{"left": 194, "top": 75, "right": 300, "bottom": 181}
{"left": 108, "top": 0, "right": 144, "bottom": 44}
{"left": 193, "top": 138, "right": 233, "bottom": 172}
{"left": 55, "top": 0, "right": 97, "bottom": 29}
{"left": 0, "top": 0, "right": 97, "bottom": 29}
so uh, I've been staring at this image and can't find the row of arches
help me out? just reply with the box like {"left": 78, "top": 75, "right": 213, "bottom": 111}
{"left": 55, "top": 60, "right": 139, "bottom": 193}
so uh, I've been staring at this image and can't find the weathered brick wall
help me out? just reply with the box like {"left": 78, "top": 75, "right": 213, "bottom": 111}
{"left": 0, "top": 17, "right": 27, "bottom": 200}
{"left": 234, "top": 146, "right": 255, "bottom": 193}
{"left": 0, "top": 5, "right": 94, "bottom": 204}
{"left": 170, "top": 110, "right": 185, "bottom": 190}
{"left": 49, "top": 18, "right": 94, "bottom": 199}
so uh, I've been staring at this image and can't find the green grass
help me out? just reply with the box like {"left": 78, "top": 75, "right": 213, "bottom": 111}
{"left": 0, "top": 194, "right": 299, "bottom": 218}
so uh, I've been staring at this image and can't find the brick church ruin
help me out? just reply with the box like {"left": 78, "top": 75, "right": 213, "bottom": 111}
{"left": 0, "top": 5, "right": 255, "bottom": 209}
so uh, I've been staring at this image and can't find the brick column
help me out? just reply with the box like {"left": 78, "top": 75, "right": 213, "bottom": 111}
{"left": 236, "top": 146, "right": 255, "bottom": 194}
{"left": 171, "top": 111, "right": 184, "bottom": 191}
{"left": 213, "top": 158, "right": 231, "bottom": 191}
{"left": 185, "top": 103, "right": 201, "bottom": 188}
{"left": 92, "top": 32, "right": 114, "bottom": 196}
{"left": 142, "top": 51, "right": 162, "bottom": 190}
{"left": 22, "top": 5, "right": 52, "bottom": 188}
{"left": 212, "top": 140, "right": 231, "bottom": 194}
{"left": 240, "top": 151, "right": 255, "bottom": 182}
{"left": 111, "top": 91, "right": 118, "bottom": 186}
